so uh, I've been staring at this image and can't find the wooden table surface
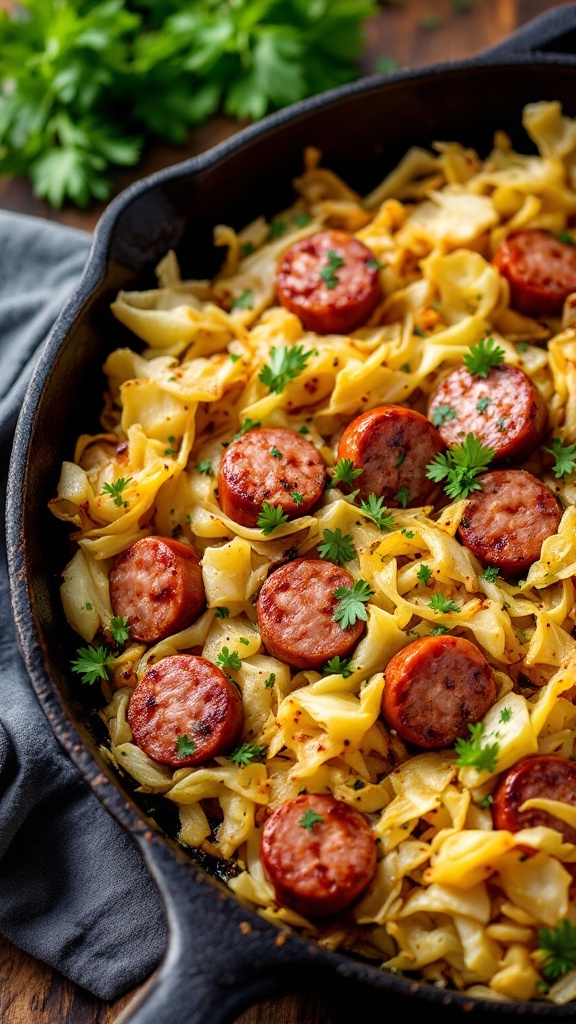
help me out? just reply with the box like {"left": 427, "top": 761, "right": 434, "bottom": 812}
{"left": 0, "top": 0, "right": 566, "bottom": 1021}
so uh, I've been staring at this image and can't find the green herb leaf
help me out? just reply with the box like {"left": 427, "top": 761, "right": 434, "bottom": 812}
{"left": 401, "top": 528, "right": 414, "bottom": 538}
{"left": 292, "top": 212, "right": 311, "bottom": 227}
{"left": 417, "top": 564, "right": 432, "bottom": 585}
{"left": 231, "top": 289, "right": 253, "bottom": 311}
{"left": 228, "top": 742, "right": 267, "bottom": 766}
{"left": 333, "top": 578, "right": 372, "bottom": 629}
{"left": 264, "top": 672, "right": 276, "bottom": 688}
{"left": 558, "top": 231, "right": 576, "bottom": 246}
{"left": 257, "top": 502, "right": 289, "bottom": 535}
{"left": 320, "top": 249, "right": 345, "bottom": 289}
{"left": 258, "top": 344, "right": 313, "bottom": 394}
{"left": 476, "top": 396, "right": 491, "bottom": 414}
{"left": 429, "top": 593, "right": 460, "bottom": 614}
{"left": 215, "top": 607, "right": 229, "bottom": 619}
{"left": 291, "top": 491, "right": 304, "bottom": 506}
{"left": 299, "top": 809, "right": 324, "bottom": 832}
{"left": 538, "top": 920, "right": 576, "bottom": 980}
{"left": 429, "top": 625, "right": 449, "bottom": 636}
{"left": 360, "top": 493, "right": 395, "bottom": 532}
{"left": 216, "top": 647, "right": 242, "bottom": 670}
{"left": 322, "top": 655, "right": 353, "bottom": 678}
{"left": 318, "top": 528, "right": 357, "bottom": 565}
{"left": 395, "top": 486, "right": 410, "bottom": 508}
{"left": 543, "top": 437, "right": 576, "bottom": 479}
{"left": 426, "top": 434, "right": 494, "bottom": 500}
{"left": 481, "top": 565, "right": 500, "bottom": 583}
{"left": 499, "top": 707, "right": 512, "bottom": 723}
{"left": 175, "top": 734, "right": 196, "bottom": 758}
{"left": 109, "top": 616, "right": 130, "bottom": 645}
{"left": 454, "top": 721, "right": 499, "bottom": 772}
{"left": 196, "top": 459, "right": 213, "bottom": 475}
{"left": 463, "top": 337, "right": 505, "bottom": 378}
{"left": 101, "top": 476, "right": 132, "bottom": 507}
{"left": 71, "top": 645, "right": 114, "bottom": 686}
{"left": 269, "top": 446, "right": 283, "bottom": 459}
{"left": 431, "top": 405, "right": 457, "bottom": 427}
{"left": 332, "top": 458, "right": 364, "bottom": 488}
{"left": 231, "top": 418, "right": 261, "bottom": 442}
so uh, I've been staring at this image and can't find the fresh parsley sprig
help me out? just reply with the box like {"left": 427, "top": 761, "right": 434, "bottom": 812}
{"left": 428, "top": 593, "right": 460, "bottom": 614}
{"left": 431, "top": 405, "right": 457, "bottom": 428}
{"left": 228, "top": 742, "right": 267, "bottom": 766}
{"left": 359, "top": 493, "right": 395, "bottom": 532}
{"left": 426, "top": 434, "right": 494, "bottom": 500}
{"left": 258, "top": 345, "right": 313, "bottom": 394}
{"left": 299, "top": 809, "right": 324, "bottom": 832}
{"left": 318, "top": 528, "right": 357, "bottom": 565}
{"left": 216, "top": 647, "right": 242, "bottom": 671}
{"left": 109, "top": 616, "right": 130, "bottom": 645}
{"left": 454, "top": 722, "right": 499, "bottom": 772}
{"left": 463, "top": 337, "right": 505, "bottom": 378}
{"left": 175, "top": 734, "right": 196, "bottom": 758}
{"left": 332, "top": 579, "right": 372, "bottom": 629}
{"left": 322, "top": 656, "right": 353, "bottom": 678}
{"left": 320, "top": 250, "right": 345, "bottom": 289}
{"left": 543, "top": 437, "right": 576, "bottom": 479}
{"left": 257, "top": 502, "right": 289, "bottom": 535}
{"left": 101, "top": 476, "right": 132, "bottom": 508}
{"left": 71, "top": 645, "right": 114, "bottom": 686}
{"left": 538, "top": 920, "right": 576, "bottom": 981}
{"left": 332, "top": 458, "right": 364, "bottom": 488}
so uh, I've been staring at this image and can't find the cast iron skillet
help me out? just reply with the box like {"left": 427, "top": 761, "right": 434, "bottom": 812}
{"left": 8, "top": 6, "right": 576, "bottom": 1023}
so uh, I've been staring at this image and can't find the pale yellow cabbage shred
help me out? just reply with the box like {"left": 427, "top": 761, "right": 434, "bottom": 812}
{"left": 51, "top": 100, "right": 576, "bottom": 1003}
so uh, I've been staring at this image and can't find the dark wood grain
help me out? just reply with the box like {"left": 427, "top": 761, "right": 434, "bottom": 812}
{"left": 0, "top": 0, "right": 562, "bottom": 1020}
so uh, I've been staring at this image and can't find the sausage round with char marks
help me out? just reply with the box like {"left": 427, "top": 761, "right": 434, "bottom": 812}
{"left": 382, "top": 635, "right": 496, "bottom": 749}
{"left": 256, "top": 558, "right": 365, "bottom": 670}
{"left": 336, "top": 405, "right": 445, "bottom": 506}
{"left": 109, "top": 536, "right": 206, "bottom": 644}
{"left": 457, "top": 469, "right": 561, "bottom": 576}
{"left": 427, "top": 363, "right": 546, "bottom": 462}
{"left": 492, "top": 755, "right": 576, "bottom": 844}
{"left": 127, "top": 654, "right": 243, "bottom": 767}
{"left": 276, "top": 229, "right": 382, "bottom": 335}
{"left": 218, "top": 427, "right": 325, "bottom": 528}
{"left": 261, "top": 793, "right": 377, "bottom": 917}
{"left": 493, "top": 228, "right": 576, "bottom": 318}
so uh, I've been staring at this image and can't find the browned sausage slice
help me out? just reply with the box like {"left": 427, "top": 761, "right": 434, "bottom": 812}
{"left": 276, "top": 229, "right": 382, "bottom": 335}
{"left": 256, "top": 558, "right": 365, "bottom": 670}
{"left": 336, "top": 405, "right": 445, "bottom": 506}
{"left": 261, "top": 793, "right": 377, "bottom": 916}
{"left": 127, "top": 654, "right": 243, "bottom": 766}
{"left": 493, "top": 228, "right": 576, "bottom": 317}
{"left": 218, "top": 427, "right": 325, "bottom": 528}
{"left": 109, "top": 536, "right": 206, "bottom": 644}
{"left": 492, "top": 755, "right": 576, "bottom": 844}
{"left": 382, "top": 635, "right": 496, "bottom": 749}
{"left": 458, "top": 469, "right": 561, "bottom": 576}
{"left": 427, "top": 364, "right": 547, "bottom": 462}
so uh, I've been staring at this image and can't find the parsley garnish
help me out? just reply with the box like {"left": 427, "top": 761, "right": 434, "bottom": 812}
{"left": 430, "top": 625, "right": 449, "bottom": 635}
{"left": 71, "top": 645, "right": 114, "bottom": 686}
{"left": 231, "top": 418, "right": 261, "bottom": 442}
{"left": 264, "top": 673, "right": 276, "bottom": 688}
{"left": 318, "top": 528, "right": 356, "bottom": 565}
{"left": 558, "top": 231, "right": 576, "bottom": 246}
{"left": 538, "top": 920, "right": 576, "bottom": 981}
{"left": 231, "top": 289, "right": 253, "bottom": 311}
{"left": 292, "top": 212, "right": 311, "bottom": 228}
{"left": 322, "top": 655, "right": 353, "bottom": 678}
{"left": 517, "top": 341, "right": 529, "bottom": 353}
{"left": 497, "top": 417, "right": 507, "bottom": 432}
{"left": 332, "top": 458, "right": 363, "bottom": 488}
{"left": 299, "top": 809, "right": 324, "bottom": 832}
{"left": 463, "top": 337, "right": 505, "bottom": 378}
{"left": 417, "top": 564, "right": 432, "bottom": 585}
{"left": 543, "top": 437, "right": 576, "bottom": 479}
{"left": 366, "top": 257, "right": 384, "bottom": 271}
{"left": 413, "top": 325, "right": 427, "bottom": 338}
{"left": 476, "top": 397, "right": 491, "bottom": 414}
{"left": 429, "top": 594, "right": 460, "bottom": 614}
{"left": 258, "top": 345, "right": 313, "bottom": 394}
{"left": 109, "top": 616, "right": 130, "bottom": 645}
{"left": 481, "top": 566, "right": 500, "bottom": 583}
{"left": 426, "top": 434, "right": 494, "bottom": 500}
{"left": 268, "top": 219, "right": 287, "bottom": 239}
{"left": 175, "top": 734, "right": 196, "bottom": 758}
{"left": 228, "top": 742, "right": 267, "bottom": 766}
{"left": 196, "top": 460, "right": 213, "bottom": 475}
{"left": 291, "top": 491, "right": 304, "bottom": 506}
{"left": 431, "top": 405, "right": 457, "bottom": 428}
{"left": 454, "top": 722, "right": 499, "bottom": 772}
{"left": 401, "top": 528, "right": 414, "bottom": 538}
{"left": 499, "top": 707, "right": 512, "bottom": 723}
{"left": 101, "top": 476, "right": 132, "bottom": 507}
{"left": 395, "top": 486, "right": 410, "bottom": 508}
{"left": 333, "top": 579, "right": 372, "bottom": 629}
{"left": 269, "top": 447, "right": 283, "bottom": 459}
{"left": 360, "top": 493, "right": 395, "bottom": 531}
{"left": 353, "top": 778, "right": 366, "bottom": 790}
{"left": 216, "top": 647, "right": 242, "bottom": 670}
{"left": 257, "top": 502, "right": 289, "bottom": 535}
{"left": 320, "top": 250, "right": 345, "bottom": 289}
{"left": 241, "top": 242, "right": 255, "bottom": 257}
{"left": 215, "top": 607, "right": 229, "bottom": 619}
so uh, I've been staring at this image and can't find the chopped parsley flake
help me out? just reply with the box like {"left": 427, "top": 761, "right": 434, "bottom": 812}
{"left": 360, "top": 493, "right": 395, "bottom": 532}
{"left": 320, "top": 249, "right": 345, "bottom": 289}
{"left": 101, "top": 476, "right": 132, "bottom": 507}
{"left": 228, "top": 742, "right": 266, "bottom": 766}
{"left": 299, "top": 809, "right": 324, "bottom": 832}
{"left": 431, "top": 405, "right": 457, "bottom": 428}
{"left": 216, "top": 647, "right": 242, "bottom": 670}
{"left": 175, "top": 734, "right": 196, "bottom": 758}
{"left": 322, "top": 655, "right": 353, "bottom": 678}
{"left": 426, "top": 434, "right": 494, "bottom": 500}
{"left": 428, "top": 593, "right": 460, "bottom": 614}
{"left": 454, "top": 721, "right": 499, "bottom": 772}
{"left": 109, "top": 616, "right": 130, "bottom": 645}
{"left": 231, "top": 289, "right": 253, "bottom": 310}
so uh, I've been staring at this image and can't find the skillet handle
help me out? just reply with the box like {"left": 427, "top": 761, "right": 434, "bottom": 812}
{"left": 113, "top": 831, "right": 327, "bottom": 1024}
{"left": 481, "top": 4, "right": 576, "bottom": 58}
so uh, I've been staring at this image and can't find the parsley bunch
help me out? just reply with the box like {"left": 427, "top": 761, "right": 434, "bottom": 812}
{"left": 0, "top": 0, "right": 377, "bottom": 208}
{"left": 426, "top": 434, "right": 494, "bottom": 500}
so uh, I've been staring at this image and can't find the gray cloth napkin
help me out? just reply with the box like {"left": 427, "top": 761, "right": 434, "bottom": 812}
{"left": 0, "top": 210, "right": 167, "bottom": 1000}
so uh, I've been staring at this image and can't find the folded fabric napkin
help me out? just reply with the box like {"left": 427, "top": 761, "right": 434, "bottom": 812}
{"left": 0, "top": 210, "right": 167, "bottom": 1001}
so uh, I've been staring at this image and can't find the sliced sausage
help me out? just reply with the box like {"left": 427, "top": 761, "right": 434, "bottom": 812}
{"left": 427, "top": 363, "right": 546, "bottom": 462}
{"left": 218, "top": 427, "right": 325, "bottom": 528}
{"left": 458, "top": 469, "right": 561, "bottom": 576}
{"left": 127, "top": 654, "right": 243, "bottom": 767}
{"left": 493, "top": 228, "right": 576, "bottom": 317}
{"left": 336, "top": 405, "right": 445, "bottom": 506}
{"left": 256, "top": 558, "right": 365, "bottom": 670}
{"left": 492, "top": 755, "right": 576, "bottom": 844}
{"left": 261, "top": 793, "right": 377, "bottom": 917}
{"left": 109, "top": 536, "right": 205, "bottom": 644}
{"left": 276, "top": 229, "right": 382, "bottom": 335}
{"left": 382, "top": 635, "right": 496, "bottom": 749}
